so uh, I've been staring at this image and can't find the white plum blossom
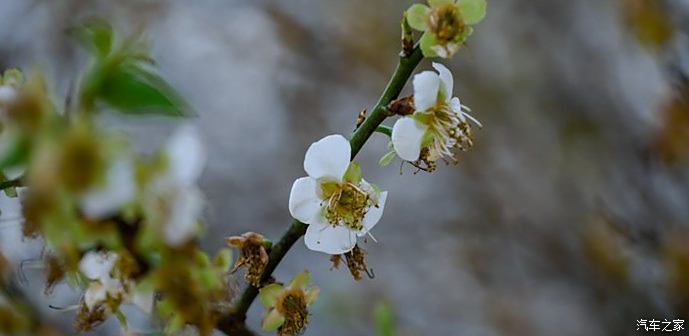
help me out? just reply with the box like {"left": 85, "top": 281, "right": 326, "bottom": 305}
{"left": 79, "top": 251, "right": 122, "bottom": 309}
{"left": 80, "top": 158, "right": 136, "bottom": 219}
{"left": 289, "top": 135, "right": 387, "bottom": 254}
{"left": 78, "top": 251, "right": 154, "bottom": 313}
{"left": 145, "top": 125, "right": 206, "bottom": 246}
{"left": 391, "top": 62, "right": 481, "bottom": 167}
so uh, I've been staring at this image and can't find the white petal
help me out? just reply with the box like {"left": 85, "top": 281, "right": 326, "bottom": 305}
{"left": 450, "top": 97, "right": 463, "bottom": 115}
{"left": 413, "top": 71, "right": 440, "bottom": 111}
{"left": 81, "top": 159, "right": 136, "bottom": 219}
{"left": 0, "top": 85, "right": 16, "bottom": 104}
{"left": 303, "top": 134, "right": 351, "bottom": 182}
{"left": 166, "top": 125, "right": 206, "bottom": 184}
{"left": 432, "top": 62, "right": 453, "bottom": 101}
{"left": 288, "top": 177, "right": 322, "bottom": 223}
{"left": 79, "top": 251, "right": 118, "bottom": 281}
{"left": 163, "top": 187, "right": 203, "bottom": 246}
{"left": 392, "top": 117, "right": 428, "bottom": 161}
{"left": 304, "top": 219, "right": 356, "bottom": 254}
{"left": 101, "top": 277, "right": 122, "bottom": 293}
{"left": 358, "top": 191, "right": 387, "bottom": 236}
{"left": 131, "top": 290, "right": 155, "bottom": 314}
{"left": 84, "top": 282, "right": 107, "bottom": 309}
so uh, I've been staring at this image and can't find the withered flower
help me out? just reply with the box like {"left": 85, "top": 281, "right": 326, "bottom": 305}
{"left": 226, "top": 232, "right": 269, "bottom": 287}
{"left": 330, "top": 245, "right": 374, "bottom": 281}
{"left": 259, "top": 271, "right": 319, "bottom": 336}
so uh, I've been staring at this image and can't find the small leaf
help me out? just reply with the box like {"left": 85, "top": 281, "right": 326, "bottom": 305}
{"left": 343, "top": 161, "right": 362, "bottom": 184}
{"left": 71, "top": 19, "right": 113, "bottom": 58}
{"left": 378, "top": 150, "right": 397, "bottom": 167}
{"left": 0, "top": 135, "right": 29, "bottom": 170}
{"left": 406, "top": 4, "right": 430, "bottom": 31}
{"left": 97, "top": 64, "right": 189, "bottom": 117}
{"left": 457, "top": 0, "right": 487, "bottom": 25}
{"left": 374, "top": 302, "right": 395, "bottom": 336}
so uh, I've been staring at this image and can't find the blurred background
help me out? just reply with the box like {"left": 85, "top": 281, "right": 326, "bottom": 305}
{"left": 2, "top": 0, "right": 689, "bottom": 335}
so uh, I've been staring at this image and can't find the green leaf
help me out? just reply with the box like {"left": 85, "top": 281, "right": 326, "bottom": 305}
{"left": 72, "top": 19, "right": 113, "bottom": 58}
{"left": 96, "top": 64, "right": 189, "bottom": 117}
{"left": 457, "top": 0, "right": 487, "bottom": 25}
{"left": 343, "top": 161, "right": 363, "bottom": 184}
{"left": 0, "top": 135, "right": 29, "bottom": 170}
{"left": 374, "top": 302, "right": 395, "bottom": 336}
{"left": 419, "top": 32, "right": 439, "bottom": 58}
{"left": 378, "top": 150, "right": 396, "bottom": 167}
{"left": 259, "top": 283, "right": 284, "bottom": 308}
{"left": 406, "top": 4, "right": 430, "bottom": 31}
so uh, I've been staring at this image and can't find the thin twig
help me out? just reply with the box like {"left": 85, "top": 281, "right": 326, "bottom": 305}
{"left": 216, "top": 46, "right": 423, "bottom": 335}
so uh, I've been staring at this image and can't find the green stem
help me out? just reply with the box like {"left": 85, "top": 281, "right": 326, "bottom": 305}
{"left": 349, "top": 47, "right": 423, "bottom": 157}
{"left": 216, "top": 46, "right": 423, "bottom": 334}
{"left": 375, "top": 125, "right": 393, "bottom": 138}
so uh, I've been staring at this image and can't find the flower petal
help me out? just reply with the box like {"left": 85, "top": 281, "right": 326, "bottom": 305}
{"left": 79, "top": 251, "right": 118, "bottom": 281}
{"left": 305, "top": 287, "right": 320, "bottom": 305}
{"left": 288, "top": 177, "right": 322, "bottom": 223}
{"left": 419, "top": 32, "right": 439, "bottom": 58}
{"left": 413, "top": 70, "right": 440, "bottom": 111}
{"left": 432, "top": 62, "right": 453, "bottom": 101}
{"left": 81, "top": 159, "right": 136, "bottom": 219}
{"left": 450, "top": 97, "right": 463, "bottom": 114}
{"left": 0, "top": 85, "right": 17, "bottom": 104}
{"left": 262, "top": 309, "right": 286, "bottom": 332}
{"left": 429, "top": 0, "right": 454, "bottom": 6}
{"left": 303, "top": 134, "right": 351, "bottom": 182}
{"left": 166, "top": 125, "right": 206, "bottom": 184}
{"left": 457, "top": 0, "right": 487, "bottom": 25}
{"left": 163, "top": 186, "right": 203, "bottom": 246}
{"left": 406, "top": 4, "right": 430, "bottom": 31}
{"left": 84, "top": 282, "right": 107, "bottom": 309}
{"left": 392, "top": 117, "right": 428, "bottom": 161}
{"left": 289, "top": 271, "right": 310, "bottom": 290}
{"left": 358, "top": 191, "right": 388, "bottom": 236}
{"left": 131, "top": 290, "right": 155, "bottom": 314}
{"left": 304, "top": 219, "right": 357, "bottom": 254}
{"left": 259, "top": 283, "right": 284, "bottom": 308}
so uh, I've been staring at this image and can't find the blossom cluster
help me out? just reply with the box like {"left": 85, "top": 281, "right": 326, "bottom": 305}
{"left": 0, "top": 22, "right": 233, "bottom": 335}
{"left": 0, "top": 1, "right": 488, "bottom": 334}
